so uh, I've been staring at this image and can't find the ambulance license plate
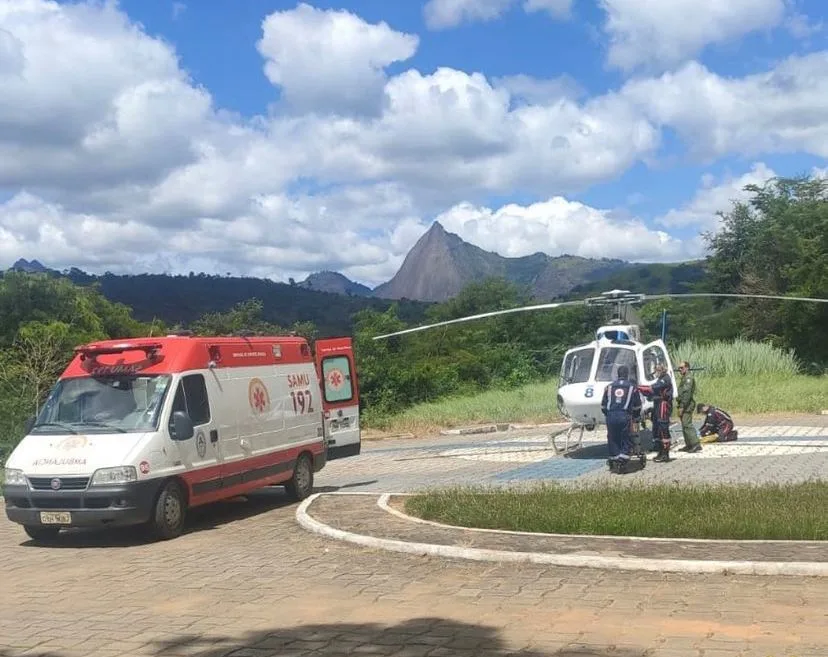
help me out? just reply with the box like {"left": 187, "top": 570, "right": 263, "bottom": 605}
{"left": 40, "top": 512, "right": 71, "bottom": 525}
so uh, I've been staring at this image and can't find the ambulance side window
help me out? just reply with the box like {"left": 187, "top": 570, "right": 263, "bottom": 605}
{"left": 167, "top": 374, "right": 211, "bottom": 436}
{"left": 183, "top": 374, "right": 211, "bottom": 425}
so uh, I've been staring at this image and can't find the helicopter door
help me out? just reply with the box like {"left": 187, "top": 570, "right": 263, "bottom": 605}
{"left": 640, "top": 340, "right": 678, "bottom": 396}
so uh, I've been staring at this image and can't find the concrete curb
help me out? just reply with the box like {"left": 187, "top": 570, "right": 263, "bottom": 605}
{"left": 439, "top": 422, "right": 569, "bottom": 436}
{"left": 295, "top": 492, "right": 828, "bottom": 577}
{"left": 439, "top": 425, "right": 499, "bottom": 436}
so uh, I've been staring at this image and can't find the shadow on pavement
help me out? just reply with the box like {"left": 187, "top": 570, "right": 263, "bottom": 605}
{"left": 315, "top": 479, "right": 379, "bottom": 492}
{"left": 147, "top": 619, "right": 654, "bottom": 656}
{"left": 0, "top": 619, "right": 652, "bottom": 657}
{"left": 16, "top": 480, "right": 380, "bottom": 549}
{"left": 564, "top": 428, "right": 658, "bottom": 460}
{"left": 17, "top": 485, "right": 299, "bottom": 549}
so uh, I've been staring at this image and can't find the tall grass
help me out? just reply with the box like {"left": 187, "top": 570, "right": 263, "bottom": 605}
{"left": 365, "top": 381, "right": 563, "bottom": 433}
{"left": 672, "top": 339, "right": 800, "bottom": 377}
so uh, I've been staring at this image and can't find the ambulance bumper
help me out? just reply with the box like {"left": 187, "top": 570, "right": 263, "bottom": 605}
{"left": 3, "top": 479, "right": 162, "bottom": 528}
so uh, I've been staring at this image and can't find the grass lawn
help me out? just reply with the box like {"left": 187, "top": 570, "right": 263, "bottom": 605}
{"left": 404, "top": 482, "right": 828, "bottom": 540}
{"left": 366, "top": 374, "right": 827, "bottom": 435}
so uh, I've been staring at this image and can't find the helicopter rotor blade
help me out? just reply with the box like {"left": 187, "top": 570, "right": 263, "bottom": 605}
{"left": 369, "top": 290, "right": 827, "bottom": 341}
{"left": 643, "top": 292, "right": 828, "bottom": 304}
{"left": 370, "top": 300, "right": 585, "bottom": 340}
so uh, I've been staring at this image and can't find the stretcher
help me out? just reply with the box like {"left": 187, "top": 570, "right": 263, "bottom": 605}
{"left": 606, "top": 418, "right": 647, "bottom": 474}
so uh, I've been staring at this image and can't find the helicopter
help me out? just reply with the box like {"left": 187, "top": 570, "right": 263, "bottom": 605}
{"left": 372, "top": 289, "right": 828, "bottom": 454}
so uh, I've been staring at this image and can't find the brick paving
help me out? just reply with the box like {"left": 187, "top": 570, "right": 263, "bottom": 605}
{"left": 1, "top": 488, "right": 827, "bottom": 656}
{"left": 308, "top": 493, "right": 828, "bottom": 563}
{"left": 1, "top": 414, "right": 827, "bottom": 656}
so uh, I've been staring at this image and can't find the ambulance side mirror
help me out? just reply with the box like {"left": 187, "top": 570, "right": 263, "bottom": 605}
{"left": 171, "top": 411, "right": 194, "bottom": 441}
{"left": 23, "top": 415, "right": 35, "bottom": 434}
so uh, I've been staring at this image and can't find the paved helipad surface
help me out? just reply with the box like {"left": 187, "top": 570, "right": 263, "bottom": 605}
{"left": 1, "top": 414, "right": 827, "bottom": 656}
{"left": 316, "top": 415, "right": 828, "bottom": 492}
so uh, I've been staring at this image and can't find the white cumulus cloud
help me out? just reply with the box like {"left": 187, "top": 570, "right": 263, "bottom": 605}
{"left": 423, "top": 0, "right": 516, "bottom": 29}
{"left": 257, "top": 3, "right": 419, "bottom": 115}
{"left": 599, "top": 0, "right": 786, "bottom": 73}
{"left": 656, "top": 162, "right": 778, "bottom": 232}
{"left": 423, "top": 0, "right": 572, "bottom": 29}
{"left": 622, "top": 53, "right": 828, "bottom": 160}
{"left": 436, "top": 197, "right": 693, "bottom": 263}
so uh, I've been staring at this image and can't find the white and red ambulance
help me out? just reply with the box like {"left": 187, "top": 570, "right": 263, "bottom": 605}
{"left": 2, "top": 333, "right": 361, "bottom": 542}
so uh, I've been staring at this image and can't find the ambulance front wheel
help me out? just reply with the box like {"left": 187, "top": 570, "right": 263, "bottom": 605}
{"left": 149, "top": 479, "right": 186, "bottom": 540}
{"left": 285, "top": 452, "right": 314, "bottom": 502}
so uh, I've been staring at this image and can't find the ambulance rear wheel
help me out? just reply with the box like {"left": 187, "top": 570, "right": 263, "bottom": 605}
{"left": 285, "top": 452, "right": 313, "bottom": 502}
{"left": 149, "top": 479, "right": 186, "bottom": 540}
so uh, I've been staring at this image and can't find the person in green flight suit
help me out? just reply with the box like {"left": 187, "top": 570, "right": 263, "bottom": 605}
{"left": 676, "top": 360, "right": 702, "bottom": 453}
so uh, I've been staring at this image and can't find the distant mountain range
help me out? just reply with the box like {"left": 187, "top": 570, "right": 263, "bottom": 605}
{"left": 296, "top": 221, "right": 704, "bottom": 302}
{"left": 11, "top": 258, "right": 50, "bottom": 274}
{"left": 296, "top": 271, "right": 372, "bottom": 297}
{"left": 5, "top": 223, "right": 706, "bottom": 334}
{"left": 369, "top": 222, "right": 632, "bottom": 301}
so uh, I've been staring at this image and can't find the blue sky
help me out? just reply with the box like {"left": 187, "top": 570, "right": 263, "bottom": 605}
{"left": 115, "top": 0, "right": 827, "bottom": 213}
{"left": 0, "top": 0, "right": 826, "bottom": 284}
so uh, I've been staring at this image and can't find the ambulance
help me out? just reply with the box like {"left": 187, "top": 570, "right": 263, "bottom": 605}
{"left": 2, "top": 333, "right": 361, "bottom": 542}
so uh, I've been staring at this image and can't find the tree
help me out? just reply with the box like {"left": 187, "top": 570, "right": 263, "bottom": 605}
{"left": 0, "top": 273, "right": 159, "bottom": 462}
{"left": 703, "top": 174, "right": 828, "bottom": 368}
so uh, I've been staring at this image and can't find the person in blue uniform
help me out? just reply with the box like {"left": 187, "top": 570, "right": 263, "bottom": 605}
{"left": 601, "top": 364, "right": 643, "bottom": 473}
{"left": 642, "top": 363, "right": 674, "bottom": 462}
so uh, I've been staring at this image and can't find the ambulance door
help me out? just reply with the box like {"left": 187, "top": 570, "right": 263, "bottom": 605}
{"left": 168, "top": 371, "right": 223, "bottom": 496}
{"left": 314, "top": 338, "right": 361, "bottom": 460}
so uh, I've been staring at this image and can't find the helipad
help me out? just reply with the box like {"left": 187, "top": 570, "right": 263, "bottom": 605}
{"left": 314, "top": 417, "right": 828, "bottom": 492}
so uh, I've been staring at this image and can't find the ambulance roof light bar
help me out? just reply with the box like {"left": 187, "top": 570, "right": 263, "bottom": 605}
{"left": 75, "top": 342, "right": 164, "bottom": 359}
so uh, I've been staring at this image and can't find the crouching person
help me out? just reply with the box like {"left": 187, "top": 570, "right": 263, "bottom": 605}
{"left": 601, "top": 364, "right": 643, "bottom": 474}
{"left": 697, "top": 403, "right": 739, "bottom": 443}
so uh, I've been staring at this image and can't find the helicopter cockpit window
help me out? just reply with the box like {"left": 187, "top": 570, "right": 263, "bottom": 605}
{"left": 595, "top": 347, "right": 639, "bottom": 382}
{"left": 642, "top": 345, "right": 668, "bottom": 381}
{"left": 561, "top": 348, "right": 594, "bottom": 384}
{"left": 598, "top": 329, "right": 629, "bottom": 341}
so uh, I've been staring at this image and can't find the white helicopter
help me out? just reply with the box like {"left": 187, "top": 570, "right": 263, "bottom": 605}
{"left": 372, "top": 288, "right": 828, "bottom": 454}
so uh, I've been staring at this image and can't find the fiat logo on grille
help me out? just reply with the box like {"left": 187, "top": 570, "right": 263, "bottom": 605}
{"left": 50, "top": 478, "right": 62, "bottom": 490}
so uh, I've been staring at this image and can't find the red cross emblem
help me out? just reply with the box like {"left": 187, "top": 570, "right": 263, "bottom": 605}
{"left": 327, "top": 369, "right": 343, "bottom": 389}
{"left": 253, "top": 387, "right": 266, "bottom": 411}
{"left": 248, "top": 378, "right": 270, "bottom": 414}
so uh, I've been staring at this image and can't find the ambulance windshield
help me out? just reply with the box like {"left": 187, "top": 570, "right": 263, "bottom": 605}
{"left": 31, "top": 374, "right": 173, "bottom": 434}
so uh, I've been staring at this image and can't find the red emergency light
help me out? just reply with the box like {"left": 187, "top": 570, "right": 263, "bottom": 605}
{"left": 75, "top": 342, "right": 164, "bottom": 375}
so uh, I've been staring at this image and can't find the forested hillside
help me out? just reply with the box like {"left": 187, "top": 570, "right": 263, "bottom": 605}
{"left": 60, "top": 270, "right": 429, "bottom": 336}
{"left": 0, "top": 174, "right": 825, "bottom": 461}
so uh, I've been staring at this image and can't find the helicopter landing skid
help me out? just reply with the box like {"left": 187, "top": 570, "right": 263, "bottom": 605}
{"left": 550, "top": 422, "right": 591, "bottom": 456}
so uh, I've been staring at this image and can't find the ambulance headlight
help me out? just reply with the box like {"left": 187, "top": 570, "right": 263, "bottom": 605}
{"left": 90, "top": 466, "right": 137, "bottom": 486}
{"left": 3, "top": 468, "right": 26, "bottom": 486}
